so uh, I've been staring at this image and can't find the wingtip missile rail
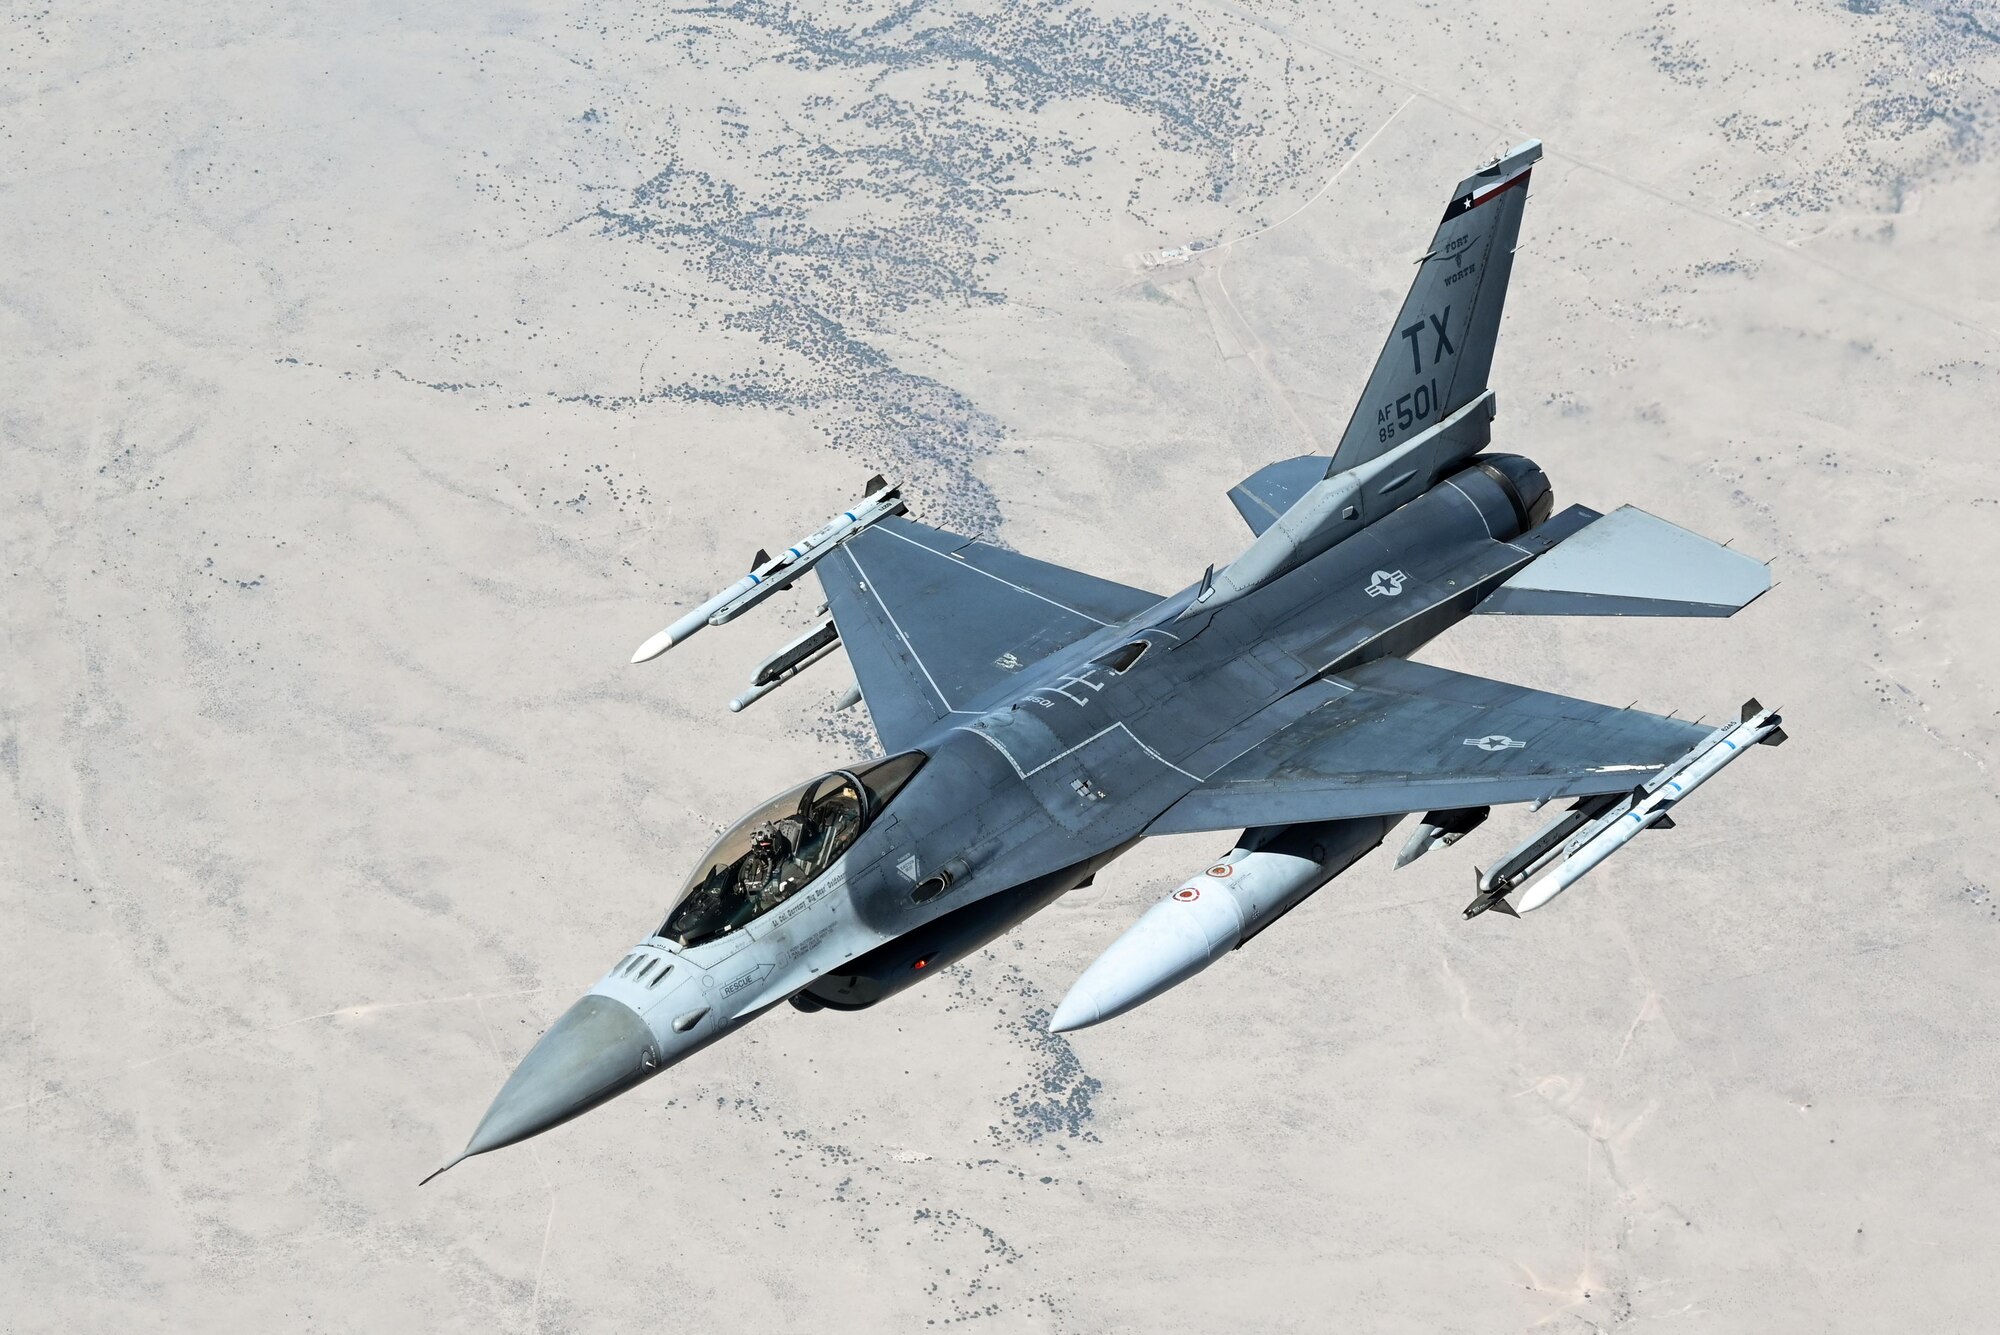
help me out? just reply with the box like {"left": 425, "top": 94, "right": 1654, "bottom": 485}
{"left": 1463, "top": 700, "right": 1786, "bottom": 919}
{"left": 630, "top": 477, "right": 904, "bottom": 664}
{"left": 1513, "top": 700, "right": 1785, "bottom": 914}
{"left": 1460, "top": 791, "right": 1623, "bottom": 918}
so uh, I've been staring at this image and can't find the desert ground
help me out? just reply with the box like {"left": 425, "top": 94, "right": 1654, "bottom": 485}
{"left": 7, "top": 0, "right": 2000, "bottom": 1330}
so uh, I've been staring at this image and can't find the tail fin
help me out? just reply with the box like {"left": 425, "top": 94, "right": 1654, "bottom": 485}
{"left": 1327, "top": 140, "right": 1541, "bottom": 475}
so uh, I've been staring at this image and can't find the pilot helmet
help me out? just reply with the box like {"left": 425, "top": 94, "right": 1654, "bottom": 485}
{"left": 748, "top": 823, "right": 786, "bottom": 860}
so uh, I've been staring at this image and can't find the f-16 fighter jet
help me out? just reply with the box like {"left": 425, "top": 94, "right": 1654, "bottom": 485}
{"left": 427, "top": 139, "right": 1785, "bottom": 1181}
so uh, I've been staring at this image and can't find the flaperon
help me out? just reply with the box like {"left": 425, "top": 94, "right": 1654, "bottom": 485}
{"left": 429, "top": 139, "right": 1784, "bottom": 1181}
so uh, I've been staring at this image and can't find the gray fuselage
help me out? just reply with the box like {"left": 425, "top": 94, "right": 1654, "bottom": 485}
{"left": 434, "top": 451, "right": 1557, "bottom": 1172}
{"left": 799, "top": 451, "right": 1555, "bottom": 998}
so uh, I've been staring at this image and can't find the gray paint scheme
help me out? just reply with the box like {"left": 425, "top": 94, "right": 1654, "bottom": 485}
{"left": 1475, "top": 504, "right": 1772, "bottom": 616}
{"left": 816, "top": 519, "right": 1160, "bottom": 752}
{"left": 1229, "top": 454, "right": 1335, "bottom": 536}
{"left": 1145, "top": 658, "right": 1710, "bottom": 834}
{"left": 432, "top": 139, "right": 1784, "bottom": 1177}
{"left": 1327, "top": 140, "right": 1538, "bottom": 474}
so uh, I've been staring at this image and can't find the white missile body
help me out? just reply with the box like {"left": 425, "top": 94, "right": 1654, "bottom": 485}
{"left": 1049, "top": 817, "right": 1393, "bottom": 1033}
{"left": 1514, "top": 703, "right": 1784, "bottom": 913}
{"left": 631, "top": 482, "right": 905, "bottom": 663}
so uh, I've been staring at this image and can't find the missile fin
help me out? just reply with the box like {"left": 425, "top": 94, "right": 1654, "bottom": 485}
{"left": 1462, "top": 867, "right": 1502, "bottom": 919}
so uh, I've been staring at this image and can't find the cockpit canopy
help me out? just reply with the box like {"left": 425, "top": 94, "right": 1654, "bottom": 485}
{"left": 660, "top": 751, "right": 927, "bottom": 948}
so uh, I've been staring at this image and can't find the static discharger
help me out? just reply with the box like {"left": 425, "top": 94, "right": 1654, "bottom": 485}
{"left": 630, "top": 477, "right": 904, "bottom": 664}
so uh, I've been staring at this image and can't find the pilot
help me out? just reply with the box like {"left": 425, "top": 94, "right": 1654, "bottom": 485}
{"left": 736, "top": 822, "right": 797, "bottom": 915}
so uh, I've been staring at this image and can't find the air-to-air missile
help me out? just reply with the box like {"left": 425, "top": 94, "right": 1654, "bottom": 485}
{"left": 1049, "top": 817, "right": 1395, "bottom": 1033}
{"left": 729, "top": 616, "right": 840, "bottom": 712}
{"left": 1462, "top": 699, "right": 1787, "bottom": 919}
{"left": 629, "top": 476, "right": 905, "bottom": 664}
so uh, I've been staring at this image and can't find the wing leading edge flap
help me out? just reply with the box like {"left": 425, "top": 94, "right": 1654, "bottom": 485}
{"left": 1477, "top": 504, "right": 1771, "bottom": 617}
{"left": 1146, "top": 657, "right": 1715, "bottom": 835}
{"left": 818, "top": 517, "right": 1162, "bottom": 753}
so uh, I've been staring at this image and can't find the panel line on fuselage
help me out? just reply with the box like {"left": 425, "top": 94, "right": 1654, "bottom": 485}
{"left": 1432, "top": 478, "right": 1538, "bottom": 560}
{"left": 956, "top": 720, "right": 1202, "bottom": 782}
{"left": 1305, "top": 549, "right": 1531, "bottom": 679}
{"left": 1442, "top": 478, "right": 1495, "bottom": 540}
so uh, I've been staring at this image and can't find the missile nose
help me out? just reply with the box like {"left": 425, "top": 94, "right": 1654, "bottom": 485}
{"left": 440, "top": 995, "right": 659, "bottom": 1175}
{"left": 631, "top": 629, "right": 675, "bottom": 664}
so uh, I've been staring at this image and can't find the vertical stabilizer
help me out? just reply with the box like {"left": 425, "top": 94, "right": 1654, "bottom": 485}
{"left": 1326, "top": 140, "right": 1541, "bottom": 475}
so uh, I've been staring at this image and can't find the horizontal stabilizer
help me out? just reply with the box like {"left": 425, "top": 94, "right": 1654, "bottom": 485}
{"left": 1477, "top": 504, "right": 1769, "bottom": 617}
{"left": 1228, "top": 456, "right": 1332, "bottom": 536}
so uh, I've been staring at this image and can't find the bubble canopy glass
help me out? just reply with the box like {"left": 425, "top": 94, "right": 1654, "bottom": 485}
{"left": 660, "top": 751, "right": 927, "bottom": 947}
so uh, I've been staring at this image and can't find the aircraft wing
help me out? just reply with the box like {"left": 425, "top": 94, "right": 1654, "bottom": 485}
{"left": 1146, "top": 657, "right": 1716, "bottom": 835}
{"left": 818, "top": 517, "right": 1162, "bottom": 753}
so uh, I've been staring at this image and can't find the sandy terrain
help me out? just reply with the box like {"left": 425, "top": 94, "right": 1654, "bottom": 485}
{"left": 7, "top": 0, "right": 1999, "bottom": 1330}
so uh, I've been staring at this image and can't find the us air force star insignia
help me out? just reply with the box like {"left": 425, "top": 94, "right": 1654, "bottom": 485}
{"left": 1464, "top": 735, "right": 1526, "bottom": 752}
{"left": 1365, "top": 569, "right": 1408, "bottom": 598}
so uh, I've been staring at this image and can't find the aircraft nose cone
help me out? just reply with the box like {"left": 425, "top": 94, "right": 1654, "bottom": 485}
{"left": 453, "top": 995, "right": 658, "bottom": 1167}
